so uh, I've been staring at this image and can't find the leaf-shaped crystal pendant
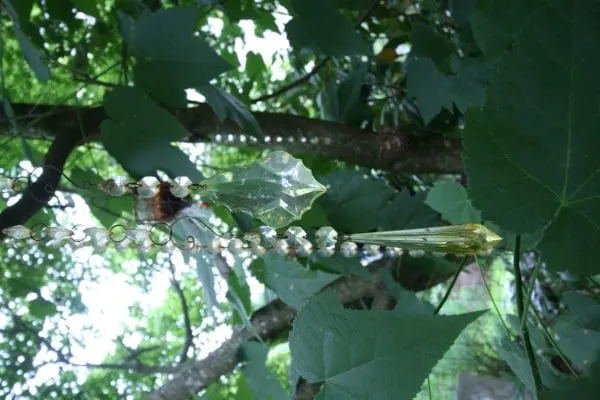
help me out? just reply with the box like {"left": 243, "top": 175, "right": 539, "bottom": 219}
{"left": 198, "top": 151, "right": 327, "bottom": 228}
{"left": 346, "top": 223, "right": 503, "bottom": 256}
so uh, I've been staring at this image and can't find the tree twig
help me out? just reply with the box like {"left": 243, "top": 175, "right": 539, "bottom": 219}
{"left": 513, "top": 234, "right": 542, "bottom": 394}
{"left": 250, "top": 0, "right": 380, "bottom": 104}
{"left": 433, "top": 256, "right": 468, "bottom": 315}
{"left": 168, "top": 262, "right": 195, "bottom": 364}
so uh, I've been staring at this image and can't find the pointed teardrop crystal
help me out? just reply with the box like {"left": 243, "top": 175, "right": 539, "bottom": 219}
{"left": 317, "top": 246, "right": 335, "bottom": 257}
{"left": 2, "top": 225, "right": 31, "bottom": 240}
{"left": 274, "top": 239, "right": 289, "bottom": 256}
{"left": 98, "top": 176, "right": 130, "bottom": 196}
{"left": 137, "top": 177, "right": 160, "bottom": 198}
{"left": 198, "top": 151, "right": 327, "bottom": 228}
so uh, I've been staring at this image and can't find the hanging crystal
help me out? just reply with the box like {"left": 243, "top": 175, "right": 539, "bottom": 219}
{"left": 170, "top": 176, "right": 192, "bottom": 198}
{"left": 115, "top": 237, "right": 132, "bottom": 252}
{"left": 0, "top": 177, "right": 13, "bottom": 192}
{"left": 409, "top": 249, "right": 425, "bottom": 258}
{"left": 137, "top": 177, "right": 160, "bottom": 198}
{"left": 44, "top": 227, "right": 73, "bottom": 240}
{"left": 340, "top": 241, "right": 358, "bottom": 257}
{"left": 295, "top": 238, "right": 313, "bottom": 257}
{"left": 197, "top": 151, "right": 327, "bottom": 228}
{"left": 317, "top": 246, "right": 335, "bottom": 257}
{"left": 346, "top": 224, "right": 503, "bottom": 256}
{"left": 274, "top": 239, "right": 289, "bottom": 256}
{"left": 258, "top": 226, "right": 277, "bottom": 247}
{"left": 2, "top": 225, "right": 32, "bottom": 240}
{"left": 127, "top": 229, "right": 150, "bottom": 245}
{"left": 98, "top": 176, "right": 130, "bottom": 196}
{"left": 385, "top": 247, "right": 402, "bottom": 257}
{"left": 315, "top": 226, "right": 337, "bottom": 248}
{"left": 250, "top": 243, "right": 266, "bottom": 256}
{"left": 85, "top": 227, "right": 110, "bottom": 249}
{"left": 363, "top": 244, "right": 381, "bottom": 257}
{"left": 285, "top": 226, "right": 306, "bottom": 246}
{"left": 227, "top": 238, "right": 245, "bottom": 255}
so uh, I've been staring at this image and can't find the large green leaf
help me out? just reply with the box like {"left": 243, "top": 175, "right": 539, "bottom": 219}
{"left": 317, "top": 171, "right": 441, "bottom": 232}
{"left": 541, "top": 357, "right": 600, "bottom": 400}
{"left": 250, "top": 252, "right": 339, "bottom": 310}
{"left": 289, "top": 292, "right": 485, "bottom": 400}
{"left": 122, "top": 7, "right": 232, "bottom": 106}
{"left": 407, "top": 55, "right": 489, "bottom": 124}
{"left": 5, "top": 0, "right": 51, "bottom": 82}
{"left": 463, "top": 0, "right": 600, "bottom": 275}
{"left": 562, "top": 291, "right": 600, "bottom": 330}
{"left": 100, "top": 87, "right": 202, "bottom": 180}
{"left": 196, "top": 84, "right": 262, "bottom": 137}
{"left": 28, "top": 298, "right": 58, "bottom": 319}
{"left": 425, "top": 180, "right": 482, "bottom": 224}
{"left": 285, "top": 0, "right": 370, "bottom": 57}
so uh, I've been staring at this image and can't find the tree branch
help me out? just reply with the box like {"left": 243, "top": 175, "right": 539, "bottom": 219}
{"left": 250, "top": 0, "right": 380, "bottom": 104}
{"left": 146, "top": 259, "right": 392, "bottom": 400}
{"left": 168, "top": 262, "right": 194, "bottom": 364}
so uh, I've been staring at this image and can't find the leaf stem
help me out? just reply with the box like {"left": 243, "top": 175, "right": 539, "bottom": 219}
{"left": 476, "top": 256, "right": 512, "bottom": 339}
{"left": 520, "top": 257, "right": 541, "bottom": 333}
{"left": 433, "top": 256, "right": 468, "bottom": 315}
{"left": 513, "top": 235, "right": 542, "bottom": 394}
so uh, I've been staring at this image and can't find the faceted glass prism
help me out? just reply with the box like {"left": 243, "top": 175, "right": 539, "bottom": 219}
{"left": 198, "top": 151, "right": 327, "bottom": 228}
{"left": 348, "top": 223, "right": 503, "bottom": 256}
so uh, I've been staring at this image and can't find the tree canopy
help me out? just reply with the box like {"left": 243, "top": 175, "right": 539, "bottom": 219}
{"left": 1, "top": 0, "right": 600, "bottom": 399}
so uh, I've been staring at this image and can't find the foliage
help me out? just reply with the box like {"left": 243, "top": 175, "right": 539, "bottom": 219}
{"left": 0, "top": 0, "right": 599, "bottom": 399}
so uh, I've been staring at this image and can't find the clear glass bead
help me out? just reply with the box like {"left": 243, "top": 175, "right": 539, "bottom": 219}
{"left": 385, "top": 247, "right": 403, "bottom": 257}
{"left": 2, "top": 225, "right": 31, "bottom": 240}
{"left": 363, "top": 244, "right": 381, "bottom": 257}
{"left": 317, "top": 246, "right": 335, "bottom": 257}
{"left": 227, "top": 238, "right": 244, "bottom": 254}
{"left": 115, "top": 237, "right": 132, "bottom": 252}
{"left": 295, "top": 238, "right": 313, "bottom": 257}
{"left": 259, "top": 226, "right": 277, "bottom": 247}
{"left": 44, "top": 227, "right": 73, "bottom": 240}
{"left": 0, "top": 177, "right": 13, "bottom": 191}
{"left": 315, "top": 226, "right": 337, "bottom": 248}
{"left": 340, "top": 241, "right": 358, "bottom": 257}
{"left": 137, "top": 238, "right": 153, "bottom": 253}
{"left": 409, "top": 249, "right": 425, "bottom": 258}
{"left": 207, "top": 238, "right": 225, "bottom": 252}
{"left": 90, "top": 236, "right": 109, "bottom": 250}
{"left": 250, "top": 244, "right": 266, "bottom": 256}
{"left": 127, "top": 229, "right": 150, "bottom": 244}
{"left": 98, "top": 176, "right": 129, "bottom": 196}
{"left": 137, "top": 177, "right": 160, "bottom": 198}
{"left": 285, "top": 226, "right": 306, "bottom": 245}
{"left": 432, "top": 251, "right": 446, "bottom": 258}
{"left": 274, "top": 239, "right": 289, "bottom": 256}
{"left": 243, "top": 231, "right": 261, "bottom": 245}
{"left": 170, "top": 176, "right": 192, "bottom": 198}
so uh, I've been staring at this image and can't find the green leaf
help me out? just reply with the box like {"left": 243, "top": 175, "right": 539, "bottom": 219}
{"left": 379, "top": 270, "right": 435, "bottom": 314}
{"left": 72, "top": 0, "right": 99, "bottom": 17}
{"left": 28, "top": 298, "right": 58, "bottom": 319}
{"left": 5, "top": 0, "right": 51, "bottom": 82}
{"left": 541, "top": 357, "right": 600, "bottom": 400}
{"left": 124, "top": 7, "right": 232, "bottom": 106}
{"left": 463, "top": 0, "right": 600, "bottom": 275}
{"left": 553, "top": 315, "right": 600, "bottom": 368}
{"left": 310, "top": 253, "right": 372, "bottom": 281}
{"left": 289, "top": 292, "right": 485, "bottom": 400}
{"left": 318, "top": 171, "right": 441, "bottom": 232}
{"left": 496, "top": 337, "right": 557, "bottom": 394}
{"left": 285, "top": 0, "right": 370, "bottom": 57}
{"left": 407, "top": 55, "right": 489, "bottom": 124}
{"left": 240, "top": 342, "right": 289, "bottom": 400}
{"left": 196, "top": 84, "right": 262, "bottom": 137}
{"left": 318, "top": 63, "right": 370, "bottom": 124}
{"left": 425, "top": 181, "right": 482, "bottom": 224}
{"left": 227, "top": 272, "right": 253, "bottom": 327}
{"left": 562, "top": 291, "right": 600, "bottom": 330}
{"left": 250, "top": 252, "right": 339, "bottom": 310}
{"left": 100, "top": 86, "right": 202, "bottom": 180}
{"left": 410, "top": 22, "right": 454, "bottom": 71}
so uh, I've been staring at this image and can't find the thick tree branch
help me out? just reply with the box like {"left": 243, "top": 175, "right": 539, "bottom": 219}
{"left": 0, "top": 103, "right": 464, "bottom": 175}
